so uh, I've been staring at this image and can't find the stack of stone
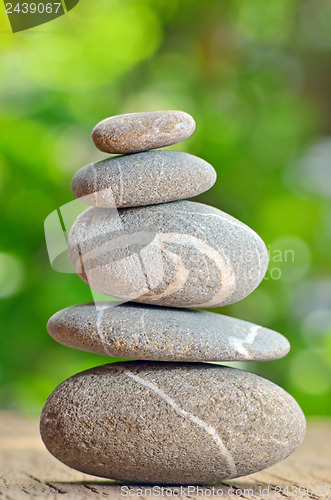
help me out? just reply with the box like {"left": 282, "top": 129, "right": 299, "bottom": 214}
{"left": 41, "top": 110, "right": 305, "bottom": 485}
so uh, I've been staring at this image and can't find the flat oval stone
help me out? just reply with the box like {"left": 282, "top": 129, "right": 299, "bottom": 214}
{"left": 92, "top": 110, "right": 196, "bottom": 154}
{"left": 47, "top": 303, "right": 290, "bottom": 362}
{"left": 40, "top": 362, "right": 306, "bottom": 484}
{"left": 71, "top": 151, "right": 216, "bottom": 208}
{"left": 68, "top": 201, "right": 269, "bottom": 308}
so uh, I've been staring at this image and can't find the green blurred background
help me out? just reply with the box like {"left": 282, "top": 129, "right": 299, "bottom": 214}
{"left": 0, "top": 0, "right": 330, "bottom": 416}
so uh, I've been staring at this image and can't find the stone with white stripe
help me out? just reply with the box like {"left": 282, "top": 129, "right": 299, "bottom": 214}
{"left": 47, "top": 303, "right": 290, "bottom": 362}
{"left": 68, "top": 200, "right": 269, "bottom": 308}
{"left": 71, "top": 151, "right": 216, "bottom": 208}
{"left": 40, "top": 361, "right": 306, "bottom": 484}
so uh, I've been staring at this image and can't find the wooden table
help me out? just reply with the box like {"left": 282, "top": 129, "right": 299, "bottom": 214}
{"left": 0, "top": 412, "right": 330, "bottom": 499}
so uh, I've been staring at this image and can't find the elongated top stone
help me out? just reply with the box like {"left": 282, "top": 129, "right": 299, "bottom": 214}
{"left": 92, "top": 110, "right": 196, "bottom": 154}
{"left": 47, "top": 303, "right": 290, "bottom": 362}
{"left": 71, "top": 151, "right": 216, "bottom": 208}
{"left": 40, "top": 361, "right": 306, "bottom": 484}
{"left": 68, "top": 201, "right": 269, "bottom": 308}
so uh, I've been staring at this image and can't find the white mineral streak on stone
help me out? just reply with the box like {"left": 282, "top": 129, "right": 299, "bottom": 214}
{"left": 91, "top": 164, "right": 98, "bottom": 204}
{"left": 174, "top": 210, "right": 263, "bottom": 241}
{"left": 157, "top": 160, "right": 165, "bottom": 190}
{"left": 74, "top": 231, "right": 164, "bottom": 299}
{"left": 140, "top": 310, "right": 150, "bottom": 344}
{"left": 245, "top": 324, "right": 261, "bottom": 344}
{"left": 73, "top": 228, "right": 236, "bottom": 304}
{"left": 117, "top": 163, "right": 124, "bottom": 205}
{"left": 139, "top": 244, "right": 165, "bottom": 291}
{"left": 228, "top": 337, "right": 251, "bottom": 357}
{"left": 150, "top": 233, "right": 236, "bottom": 307}
{"left": 228, "top": 324, "right": 262, "bottom": 358}
{"left": 125, "top": 370, "right": 237, "bottom": 477}
{"left": 96, "top": 305, "right": 113, "bottom": 355}
{"left": 255, "top": 247, "right": 265, "bottom": 282}
{"left": 171, "top": 209, "right": 269, "bottom": 302}
{"left": 255, "top": 434, "right": 287, "bottom": 449}
{"left": 142, "top": 246, "right": 190, "bottom": 301}
{"left": 171, "top": 121, "right": 187, "bottom": 133}
{"left": 75, "top": 230, "right": 235, "bottom": 304}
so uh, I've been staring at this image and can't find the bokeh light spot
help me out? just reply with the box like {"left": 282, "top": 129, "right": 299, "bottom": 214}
{"left": 299, "top": 0, "right": 331, "bottom": 51}
{"left": 289, "top": 349, "right": 331, "bottom": 395}
{"left": 0, "top": 253, "right": 25, "bottom": 298}
{"left": 301, "top": 309, "right": 331, "bottom": 347}
{"left": 288, "top": 137, "right": 331, "bottom": 198}
{"left": 292, "top": 279, "right": 331, "bottom": 320}
{"left": 234, "top": 0, "right": 295, "bottom": 44}
{"left": 267, "top": 236, "right": 311, "bottom": 283}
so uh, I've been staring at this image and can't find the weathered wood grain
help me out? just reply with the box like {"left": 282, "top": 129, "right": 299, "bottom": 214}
{"left": 0, "top": 412, "right": 330, "bottom": 499}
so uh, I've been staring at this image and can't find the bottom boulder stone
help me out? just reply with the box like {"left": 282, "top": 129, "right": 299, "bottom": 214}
{"left": 40, "top": 362, "right": 306, "bottom": 484}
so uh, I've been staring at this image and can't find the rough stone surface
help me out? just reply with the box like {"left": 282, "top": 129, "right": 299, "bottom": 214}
{"left": 91, "top": 110, "right": 196, "bottom": 154}
{"left": 68, "top": 201, "right": 269, "bottom": 308}
{"left": 71, "top": 151, "right": 216, "bottom": 208}
{"left": 40, "top": 361, "right": 306, "bottom": 484}
{"left": 1, "top": 412, "right": 328, "bottom": 499}
{"left": 47, "top": 303, "right": 290, "bottom": 362}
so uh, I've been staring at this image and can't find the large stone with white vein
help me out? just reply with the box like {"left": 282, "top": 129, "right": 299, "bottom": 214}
{"left": 68, "top": 201, "right": 269, "bottom": 308}
{"left": 40, "top": 362, "right": 306, "bottom": 484}
{"left": 47, "top": 303, "right": 290, "bottom": 362}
